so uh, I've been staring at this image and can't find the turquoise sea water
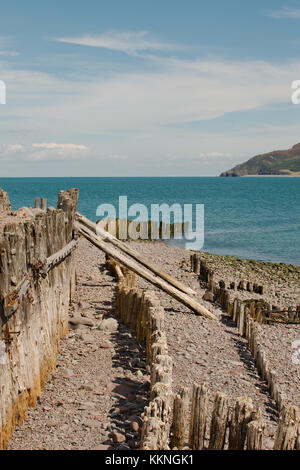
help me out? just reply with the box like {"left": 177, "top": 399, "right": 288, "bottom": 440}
{"left": 0, "top": 177, "right": 299, "bottom": 265}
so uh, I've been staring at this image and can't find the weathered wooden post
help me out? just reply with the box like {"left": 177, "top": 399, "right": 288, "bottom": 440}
{"left": 208, "top": 392, "right": 229, "bottom": 450}
{"left": 228, "top": 397, "right": 253, "bottom": 449}
{"left": 34, "top": 197, "right": 40, "bottom": 209}
{"left": 246, "top": 419, "right": 265, "bottom": 450}
{"left": 188, "top": 383, "right": 208, "bottom": 450}
{"left": 274, "top": 405, "right": 299, "bottom": 450}
{"left": 41, "top": 198, "right": 47, "bottom": 211}
{"left": 170, "top": 387, "right": 190, "bottom": 450}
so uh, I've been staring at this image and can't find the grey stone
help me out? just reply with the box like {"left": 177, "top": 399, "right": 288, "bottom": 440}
{"left": 202, "top": 292, "right": 215, "bottom": 302}
{"left": 98, "top": 318, "right": 118, "bottom": 332}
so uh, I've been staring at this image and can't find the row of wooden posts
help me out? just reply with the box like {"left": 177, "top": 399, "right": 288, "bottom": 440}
{"left": 190, "top": 253, "right": 300, "bottom": 449}
{"left": 190, "top": 254, "right": 299, "bottom": 414}
{"left": 98, "top": 217, "right": 188, "bottom": 241}
{"left": 106, "top": 255, "right": 300, "bottom": 450}
{"left": 106, "top": 256, "right": 172, "bottom": 450}
{"left": 34, "top": 197, "right": 47, "bottom": 211}
{"left": 191, "top": 253, "right": 264, "bottom": 295}
{"left": 191, "top": 253, "right": 300, "bottom": 324}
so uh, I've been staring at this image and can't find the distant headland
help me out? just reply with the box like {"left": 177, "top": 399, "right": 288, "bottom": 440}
{"left": 220, "top": 143, "right": 300, "bottom": 177}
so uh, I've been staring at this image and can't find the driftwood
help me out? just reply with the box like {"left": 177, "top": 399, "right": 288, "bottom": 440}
{"left": 76, "top": 222, "right": 217, "bottom": 320}
{"left": 76, "top": 212, "right": 196, "bottom": 296}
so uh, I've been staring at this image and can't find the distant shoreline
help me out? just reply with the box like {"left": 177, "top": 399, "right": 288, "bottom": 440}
{"left": 240, "top": 174, "right": 300, "bottom": 177}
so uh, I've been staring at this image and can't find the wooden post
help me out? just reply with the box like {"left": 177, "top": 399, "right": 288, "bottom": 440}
{"left": 194, "top": 256, "right": 200, "bottom": 275}
{"left": 246, "top": 419, "right": 265, "bottom": 450}
{"left": 274, "top": 405, "right": 299, "bottom": 450}
{"left": 41, "top": 198, "right": 47, "bottom": 211}
{"left": 188, "top": 383, "right": 208, "bottom": 450}
{"left": 228, "top": 397, "right": 253, "bottom": 450}
{"left": 296, "top": 423, "right": 300, "bottom": 450}
{"left": 170, "top": 387, "right": 190, "bottom": 450}
{"left": 238, "top": 303, "right": 246, "bottom": 336}
{"left": 34, "top": 197, "right": 40, "bottom": 209}
{"left": 208, "top": 392, "right": 229, "bottom": 450}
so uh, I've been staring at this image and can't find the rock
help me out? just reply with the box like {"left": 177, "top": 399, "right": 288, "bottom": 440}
{"left": 82, "top": 419, "right": 99, "bottom": 428}
{"left": 130, "top": 421, "right": 139, "bottom": 432}
{"left": 79, "top": 332, "right": 95, "bottom": 343}
{"left": 203, "top": 292, "right": 215, "bottom": 302}
{"left": 117, "top": 443, "right": 130, "bottom": 450}
{"left": 69, "top": 316, "right": 94, "bottom": 327}
{"left": 100, "top": 341, "right": 113, "bottom": 349}
{"left": 128, "top": 439, "right": 137, "bottom": 449}
{"left": 91, "top": 444, "right": 111, "bottom": 450}
{"left": 60, "top": 368, "right": 74, "bottom": 377}
{"left": 112, "top": 431, "right": 126, "bottom": 443}
{"left": 98, "top": 318, "right": 118, "bottom": 332}
{"left": 46, "top": 421, "right": 59, "bottom": 427}
{"left": 135, "top": 370, "right": 143, "bottom": 378}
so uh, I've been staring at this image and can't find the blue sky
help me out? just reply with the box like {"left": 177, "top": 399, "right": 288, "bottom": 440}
{"left": 1, "top": 0, "right": 300, "bottom": 176}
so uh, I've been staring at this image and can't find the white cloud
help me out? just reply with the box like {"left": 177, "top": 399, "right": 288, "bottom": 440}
{"left": 7, "top": 144, "right": 24, "bottom": 152}
{"left": 0, "top": 143, "right": 88, "bottom": 161}
{"left": 0, "top": 51, "right": 19, "bottom": 57}
{"left": 31, "top": 58, "right": 298, "bottom": 133}
{"left": 55, "top": 30, "right": 176, "bottom": 55}
{"left": 32, "top": 143, "right": 88, "bottom": 151}
{"left": 269, "top": 7, "right": 300, "bottom": 19}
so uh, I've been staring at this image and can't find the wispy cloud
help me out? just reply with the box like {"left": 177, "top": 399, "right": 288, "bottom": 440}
{"left": 55, "top": 30, "right": 177, "bottom": 55}
{"left": 32, "top": 143, "right": 88, "bottom": 151}
{"left": 0, "top": 51, "right": 19, "bottom": 57}
{"left": 269, "top": 7, "right": 300, "bottom": 19}
{"left": 0, "top": 143, "right": 88, "bottom": 161}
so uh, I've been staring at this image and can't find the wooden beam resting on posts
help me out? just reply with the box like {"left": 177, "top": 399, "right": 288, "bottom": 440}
{"left": 76, "top": 212, "right": 196, "bottom": 296}
{"left": 75, "top": 221, "right": 217, "bottom": 320}
{"left": 40, "top": 239, "right": 78, "bottom": 278}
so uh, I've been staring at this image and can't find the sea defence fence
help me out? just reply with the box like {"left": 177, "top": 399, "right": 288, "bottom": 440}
{"left": 0, "top": 187, "right": 78, "bottom": 449}
{"left": 98, "top": 217, "right": 187, "bottom": 241}
{"left": 190, "top": 253, "right": 300, "bottom": 324}
{"left": 106, "top": 255, "right": 300, "bottom": 450}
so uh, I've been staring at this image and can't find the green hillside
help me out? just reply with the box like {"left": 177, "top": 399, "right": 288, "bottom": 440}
{"left": 220, "top": 143, "right": 300, "bottom": 177}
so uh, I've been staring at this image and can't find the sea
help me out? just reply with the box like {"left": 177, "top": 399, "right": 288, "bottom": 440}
{"left": 0, "top": 177, "right": 299, "bottom": 266}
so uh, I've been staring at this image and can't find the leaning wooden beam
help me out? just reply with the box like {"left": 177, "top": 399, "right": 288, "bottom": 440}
{"left": 40, "top": 239, "right": 78, "bottom": 277}
{"left": 76, "top": 212, "right": 196, "bottom": 296}
{"left": 76, "top": 222, "right": 217, "bottom": 320}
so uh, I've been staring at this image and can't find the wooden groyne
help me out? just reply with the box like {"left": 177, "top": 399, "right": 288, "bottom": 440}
{"left": 191, "top": 253, "right": 300, "bottom": 324}
{"left": 0, "top": 188, "right": 78, "bottom": 449}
